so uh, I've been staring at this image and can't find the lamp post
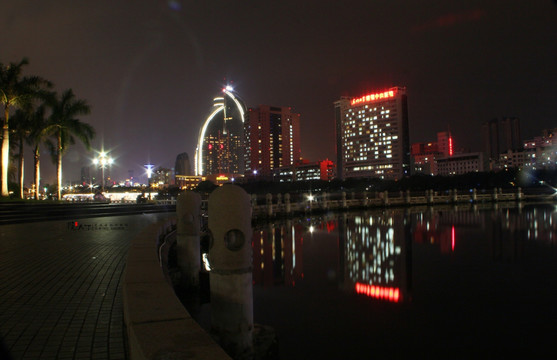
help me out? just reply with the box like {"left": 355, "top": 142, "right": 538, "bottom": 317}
{"left": 93, "top": 152, "right": 113, "bottom": 193}
{"left": 144, "top": 164, "right": 154, "bottom": 200}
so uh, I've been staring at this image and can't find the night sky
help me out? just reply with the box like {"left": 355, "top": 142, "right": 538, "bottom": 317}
{"left": 2, "top": 0, "right": 557, "bottom": 184}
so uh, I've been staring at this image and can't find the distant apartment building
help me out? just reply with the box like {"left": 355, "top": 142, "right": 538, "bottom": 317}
{"left": 488, "top": 127, "right": 556, "bottom": 171}
{"left": 274, "top": 159, "right": 334, "bottom": 182}
{"left": 436, "top": 152, "right": 484, "bottom": 176}
{"left": 244, "top": 105, "right": 301, "bottom": 179}
{"left": 334, "top": 87, "right": 410, "bottom": 180}
{"left": 411, "top": 131, "right": 453, "bottom": 175}
{"left": 482, "top": 117, "right": 522, "bottom": 169}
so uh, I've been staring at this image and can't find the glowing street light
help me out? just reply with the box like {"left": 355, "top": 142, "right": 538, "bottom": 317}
{"left": 144, "top": 164, "right": 154, "bottom": 200}
{"left": 93, "top": 151, "right": 113, "bottom": 193}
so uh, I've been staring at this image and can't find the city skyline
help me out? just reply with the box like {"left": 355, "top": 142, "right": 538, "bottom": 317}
{"left": 2, "top": 1, "right": 557, "bottom": 185}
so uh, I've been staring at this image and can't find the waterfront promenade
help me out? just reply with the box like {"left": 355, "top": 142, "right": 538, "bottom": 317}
{"left": 0, "top": 213, "right": 172, "bottom": 360}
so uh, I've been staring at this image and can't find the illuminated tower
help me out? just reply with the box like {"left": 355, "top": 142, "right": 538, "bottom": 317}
{"left": 195, "top": 87, "right": 247, "bottom": 176}
{"left": 335, "top": 86, "right": 410, "bottom": 180}
{"left": 244, "top": 105, "right": 301, "bottom": 178}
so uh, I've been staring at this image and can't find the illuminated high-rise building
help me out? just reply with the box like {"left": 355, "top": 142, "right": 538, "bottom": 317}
{"left": 335, "top": 86, "right": 410, "bottom": 180}
{"left": 195, "top": 87, "right": 247, "bottom": 176}
{"left": 244, "top": 105, "right": 301, "bottom": 178}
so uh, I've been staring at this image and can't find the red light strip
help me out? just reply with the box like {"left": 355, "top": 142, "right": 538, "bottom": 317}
{"left": 449, "top": 136, "right": 453, "bottom": 156}
{"left": 451, "top": 225, "right": 455, "bottom": 252}
{"left": 351, "top": 90, "right": 396, "bottom": 105}
{"left": 355, "top": 282, "right": 401, "bottom": 302}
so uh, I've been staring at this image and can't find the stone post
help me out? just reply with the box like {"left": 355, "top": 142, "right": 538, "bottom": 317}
{"left": 208, "top": 185, "right": 253, "bottom": 359}
{"left": 363, "top": 191, "right": 368, "bottom": 206}
{"left": 517, "top": 187, "right": 523, "bottom": 201}
{"left": 276, "top": 193, "right": 282, "bottom": 214}
{"left": 452, "top": 189, "right": 458, "bottom": 203}
{"left": 405, "top": 189, "right": 411, "bottom": 205}
{"left": 285, "top": 193, "right": 291, "bottom": 214}
{"left": 266, "top": 193, "right": 273, "bottom": 218}
{"left": 472, "top": 188, "right": 477, "bottom": 202}
{"left": 383, "top": 190, "right": 390, "bottom": 206}
{"left": 492, "top": 188, "right": 498, "bottom": 201}
{"left": 427, "top": 189, "right": 434, "bottom": 204}
{"left": 176, "top": 190, "right": 201, "bottom": 289}
{"left": 342, "top": 191, "right": 347, "bottom": 208}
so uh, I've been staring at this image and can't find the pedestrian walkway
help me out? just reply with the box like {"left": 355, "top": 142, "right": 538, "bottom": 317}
{"left": 0, "top": 213, "right": 173, "bottom": 360}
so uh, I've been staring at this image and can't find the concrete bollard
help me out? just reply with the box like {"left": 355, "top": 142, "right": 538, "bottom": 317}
{"left": 452, "top": 189, "right": 458, "bottom": 203}
{"left": 251, "top": 194, "right": 258, "bottom": 209}
{"left": 492, "top": 188, "right": 498, "bottom": 201}
{"left": 405, "top": 190, "right": 411, "bottom": 205}
{"left": 323, "top": 192, "right": 329, "bottom": 210}
{"left": 472, "top": 188, "right": 477, "bottom": 202}
{"left": 285, "top": 193, "right": 291, "bottom": 214}
{"left": 176, "top": 190, "right": 202, "bottom": 289}
{"left": 517, "top": 187, "right": 523, "bottom": 201}
{"left": 427, "top": 189, "right": 434, "bottom": 204}
{"left": 276, "top": 193, "right": 282, "bottom": 213}
{"left": 383, "top": 191, "right": 389, "bottom": 206}
{"left": 363, "top": 191, "right": 368, "bottom": 206}
{"left": 266, "top": 193, "right": 273, "bottom": 218}
{"left": 342, "top": 191, "right": 347, "bottom": 208}
{"left": 208, "top": 185, "right": 253, "bottom": 360}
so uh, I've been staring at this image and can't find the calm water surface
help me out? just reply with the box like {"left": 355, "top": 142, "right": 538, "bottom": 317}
{"left": 251, "top": 203, "right": 557, "bottom": 359}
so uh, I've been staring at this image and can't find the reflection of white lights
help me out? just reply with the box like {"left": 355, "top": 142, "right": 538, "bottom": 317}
{"left": 202, "top": 253, "right": 211, "bottom": 271}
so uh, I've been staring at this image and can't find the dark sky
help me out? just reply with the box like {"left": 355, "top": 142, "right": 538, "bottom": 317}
{"left": 2, "top": 0, "right": 557, "bottom": 184}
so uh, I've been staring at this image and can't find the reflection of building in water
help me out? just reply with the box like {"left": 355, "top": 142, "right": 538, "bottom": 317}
{"left": 489, "top": 206, "right": 556, "bottom": 261}
{"left": 252, "top": 220, "right": 305, "bottom": 286}
{"left": 342, "top": 212, "right": 408, "bottom": 302}
{"left": 412, "top": 209, "right": 486, "bottom": 253}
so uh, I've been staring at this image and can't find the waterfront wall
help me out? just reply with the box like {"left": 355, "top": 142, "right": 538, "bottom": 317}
{"left": 122, "top": 216, "right": 231, "bottom": 360}
{"left": 251, "top": 188, "right": 531, "bottom": 218}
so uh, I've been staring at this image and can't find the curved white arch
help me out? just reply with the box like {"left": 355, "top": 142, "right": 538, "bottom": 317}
{"left": 223, "top": 89, "right": 246, "bottom": 123}
{"left": 195, "top": 90, "right": 247, "bottom": 176}
{"left": 195, "top": 106, "right": 224, "bottom": 176}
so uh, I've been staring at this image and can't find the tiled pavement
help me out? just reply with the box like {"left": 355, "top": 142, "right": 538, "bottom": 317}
{"left": 0, "top": 213, "right": 173, "bottom": 360}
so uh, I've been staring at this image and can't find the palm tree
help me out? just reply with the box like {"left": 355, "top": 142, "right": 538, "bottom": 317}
{"left": 0, "top": 58, "right": 51, "bottom": 196}
{"left": 10, "top": 109, "right": 34, "bottom": 198}
{"left": 27, "top": 105, "right": 49, "bottom": 200}
{"left": 46, "top": 89, "right": 94, "bottom": 200}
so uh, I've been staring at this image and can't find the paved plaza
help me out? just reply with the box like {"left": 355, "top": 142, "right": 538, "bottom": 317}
{"left": 0, "top": 213, "right": 173, "bottom": 360}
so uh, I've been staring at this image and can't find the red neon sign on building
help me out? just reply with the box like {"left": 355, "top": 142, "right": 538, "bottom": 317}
{"left": 351, "top": 89, "right": 396, "bottom": 106}
{"left": 449, "top": 136, "right": 454, "bottom": 156}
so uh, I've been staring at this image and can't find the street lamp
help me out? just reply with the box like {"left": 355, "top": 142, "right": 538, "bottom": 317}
{"left": 144, "top": 164, "right": 154, "bottom": 200}
{"left": 93, "top": 152, "right": 113, "bottom": 193}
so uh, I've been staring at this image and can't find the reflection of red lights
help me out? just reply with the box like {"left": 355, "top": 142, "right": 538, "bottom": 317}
{"left": 355, "top": 282, "right": 400, "bottom": 302}
{"left": 325, "top": 221, "right": 336, "bottom": 233}
{"left": 220, "top": 144, "right": 224, "bottom": 149}
{"left": 451, "top": 225, "right": 455, "bottom": 252}
{"left": 351, "top": 90, "right": 396, "bottom": 105}
{"left": 208, "top": 144, "right": 213, "bottom": 150}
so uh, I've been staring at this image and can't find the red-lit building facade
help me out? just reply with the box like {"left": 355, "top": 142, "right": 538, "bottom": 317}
{"left": 334, "top": 87, "right": 410, "bottom": 180}
{"left": 411, "top": 131, "right": 453, "bottom": 175}
{"left": 244, "top": 105, "right": 301, "bottom": 179}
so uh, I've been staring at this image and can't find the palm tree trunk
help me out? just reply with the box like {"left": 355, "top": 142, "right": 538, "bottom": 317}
{"left": 34, "top": 145, "right": 40, "bottom": 200}
{"left": 1, "top": 106, "right": 10, "bottom": 197}
{"left": 18, "top": 138, "right": 24, "bottom": 199}
{"left": 57, "top": 130, "right": 62, "bottom": 201}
